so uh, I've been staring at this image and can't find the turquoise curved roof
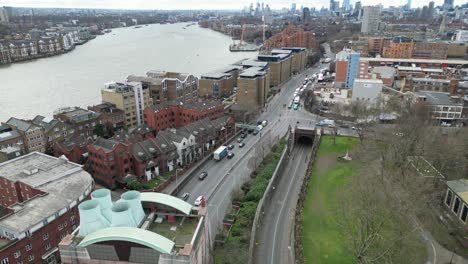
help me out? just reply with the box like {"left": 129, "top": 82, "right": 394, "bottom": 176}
{"left": 79, "top": 227, "right": 175, "bottom": 254}
{"left": 140, "top": 192, "right": 192, "bottom": 215}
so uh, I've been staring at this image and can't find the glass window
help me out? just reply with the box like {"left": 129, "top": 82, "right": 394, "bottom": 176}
{"left": 461, "top": 205, "right": 468, "bottom": 223}
{"left": 453, "top": 197, "right": 461, "bottom": 214}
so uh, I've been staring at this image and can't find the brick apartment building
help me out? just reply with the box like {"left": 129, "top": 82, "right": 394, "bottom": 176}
{"left": 0, "top": 125, "right": 25, "bottom": 155}
{"left": 263, "top": 24, "right": 319, "bottom": 50}
{"left": 87, "top": 116, "right": 233, "bottom": 189}
{"left": 4, "top": 117, "right": 46, "bottom": 153}
{"left": 87, "top": 102, "right": 125, "bottom": 136}
{"left": 54, "top": 107, "right": 101, "bottom": 139}
{"left": 127, "top": 71, "right": 199, "bottom": 104}
{"left": 383, "top": 36, "right": 415, "bottom": 59}
{"left": 0, "top": 152, "right": 94, "bottom": 264}
{"left": 53, "top": 135, "right": 92, "bottom": 164}
{"left": 143, "top": 100, "right": 225, "bottom": 133}
{"left": 31, "top": 115, "right": 71, "bottom": 153}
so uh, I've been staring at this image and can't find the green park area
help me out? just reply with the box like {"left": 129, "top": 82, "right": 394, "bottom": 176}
{"left": 301, "top": 136, "right": 358, "bottom": 263}
{"left": 301, "top": 136, "right": 426, "bottom": 263}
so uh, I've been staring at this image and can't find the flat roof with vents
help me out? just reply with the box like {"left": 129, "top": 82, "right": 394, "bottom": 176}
{"left": 0, "top": 152, "right": 94, "bottom": 233}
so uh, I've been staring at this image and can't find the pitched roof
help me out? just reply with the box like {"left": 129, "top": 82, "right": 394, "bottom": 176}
{"left": 5, "top": 117, "right": 35, "bottom": 132}
{"left": 32, "top": 115, "right": 61, "bottom": 133}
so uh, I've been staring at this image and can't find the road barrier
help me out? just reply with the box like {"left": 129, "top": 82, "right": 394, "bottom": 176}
{"left": 248, "top": 132, "right": 293, "bottom": 264}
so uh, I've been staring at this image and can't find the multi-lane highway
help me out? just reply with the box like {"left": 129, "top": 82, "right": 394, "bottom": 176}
{"left": 254, "top": 144, "right": 312, "bottom": 264}
{"left": 175, "top": 44, "right": 339, "bottom": 242}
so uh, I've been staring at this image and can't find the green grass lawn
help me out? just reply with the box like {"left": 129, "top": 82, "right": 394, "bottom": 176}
{"left": 302, "top": 136, "right": 427, "bottom": 263}
{"left": 302, "top": 136, "right": 359, "bottom": 264}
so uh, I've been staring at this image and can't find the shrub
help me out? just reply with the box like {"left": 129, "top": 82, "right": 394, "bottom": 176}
{"left": 127, "top": 180, "right": 143, "bottom": 190}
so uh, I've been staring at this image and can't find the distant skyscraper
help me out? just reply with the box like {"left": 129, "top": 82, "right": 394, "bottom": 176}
{"left": 406, "top": 0, "right": 411, "bottom": 10}
{"left": 443, "top": 0, "right": 454, "bottom": 10}
{"left": 428, "top": 1, "right": 435, "bottom": 17}
{"left": 0, "top": 7, "right": 10, "bottom": 22}
{"left": 343, "top": 0, "right": 351, "bottom": 12}
{"left": 354, "top": 1, "right": 362, "bottom": 16}
{"left": 361, "top": 6, "right": 381, "bottom": 34}
{"left": 303, "top": 7, "right": 311, "bottom": 22}
{"left": 291, "top": 3, "right": 297, "bottom": 13}
{"left": 330, "top": 0, "right": 335, "bottom": 11}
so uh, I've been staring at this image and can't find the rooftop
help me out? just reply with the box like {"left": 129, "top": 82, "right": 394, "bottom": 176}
{"left": 0, "top": 153, "right": 93, "bottom": 233}
{"left": 239, "top": 59, "right": 268, "bottom": 68}
{"left": 239, "top": 67, "right": 266, "bottom": 78}
{"left": 5, "top": 117, "right": 35, "bottom": 132}
{"left": 55, "top": 107, "right": 100, "bottom": 122}
{"left": 413, "top": 91, "right": 463, "bottom": 106}
{"left": 92, "top": 138, "right": 122, "bottom": 153}
{"left": 361, "top": 57, "right": 468, "bottom": 65}
{"left": 0, "top": 129, "right": 22, "bottom": 143}
{"left": 371, "top": 66, "right": 397, "bottom": 78}
{"left": 447, "top": 179, "right": 468, "bottom": 203}
{"left": 103, "top": 82, "right": 142, "bottom": 93}
{"left": 127, "top": 75, "right": 162, "bottom": 85}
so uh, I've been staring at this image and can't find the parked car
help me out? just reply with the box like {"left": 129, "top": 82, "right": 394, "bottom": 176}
{"left": 194, "top": 196, "right": 204, "bottom": 206}
{"left": 241, "top": 133, "right": 247, "bottom": 139}
{"left": 181, "top": 192, "right": 190, "bottom": 201}
{"left": 248, "top": 128, "right": 254, "bottom": 133}
{"left": 239, "top": 143, "right": 245, "bottom": 148}
{"left": 198, "top": 171, "right": 208, "bottom": 180}
{"left": 252, "top": 130, "right": 259, "bottom": 135}
{"left": 227, "top": 152, "right": 235, "bottom": 159}
{"left": 237, "top": 137, "right": 243, "bottom": 143}
{"left": 228, "top": 144, "right": 235, "bottom": 150}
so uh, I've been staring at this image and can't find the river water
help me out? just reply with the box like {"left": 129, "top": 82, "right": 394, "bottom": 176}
{"left": 0, "top": 23, "right": 256, "bottom": 121}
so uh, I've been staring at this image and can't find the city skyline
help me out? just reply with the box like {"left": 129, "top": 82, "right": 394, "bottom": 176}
{"left": 1, "top": 0, "right": 465, "bottom": 10}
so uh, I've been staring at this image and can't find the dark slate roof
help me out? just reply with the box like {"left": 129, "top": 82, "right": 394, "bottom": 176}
{"left": 5, "top": 117, "right": 35, "bottom": 132}
{"left": 92, "top": 138, "right": 120, "bottom": 153}
{"left": 32, "top": 115, "right": 61, "bottom": 133}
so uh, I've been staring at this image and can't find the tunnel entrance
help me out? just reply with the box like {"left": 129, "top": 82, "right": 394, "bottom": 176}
{"left": 294, "top": 127, "right": 316, "bottom": 145}
{"left": 297, "top": 136, "right": 314, "bottom": 145}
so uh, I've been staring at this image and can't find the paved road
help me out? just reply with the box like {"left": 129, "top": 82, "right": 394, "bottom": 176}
{"left": 254, "top": 144, "right": 312, "bottom": 264}
{"left": 175, "top": 64, "right": 324, "bottom": 241}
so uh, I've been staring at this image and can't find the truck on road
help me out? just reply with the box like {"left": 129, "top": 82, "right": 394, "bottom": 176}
{"left": 214, "top": 146, "right": 228, "bottom": 161}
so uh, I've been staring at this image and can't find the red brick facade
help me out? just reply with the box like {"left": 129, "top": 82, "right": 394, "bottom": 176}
{"left": 0, "top": 205, "right": 80, "bottom": 264}
{"left": 144, "top": 102, "right": 225, "bottom": 133}
{"left": 87, "top": 141, "right": 132, "bottom": 189}
{"left": 263, "top": 24, "right": 319, "bottom": 51}
{"left": 0, "top": 178, "right": 46, "bottom": 208}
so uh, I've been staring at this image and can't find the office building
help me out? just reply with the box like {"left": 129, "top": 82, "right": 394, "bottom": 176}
{"left": 454, "top": 30, "right": 468, "bottom": 42}
{"left": 443, "top": 0, "right": 454, "bottom": 10}
{"left": 257, "top": 49, "right": 293, "bottom": 86}
{"left": 127, "top": 72, "right": 198, "bottom": 104}
{"left": 335, "top": 49, "right": 367, "bottom": 88}
{"left": 0, "top": 153, "right": 94, "bottom": 264}
{"left": 343, "top": 0, "right": 351, "bottom": 12}
{"left": 54, "top": 107, "right": 101, "bottom": 138}
{"left": 303, "top": 7, "right": 311, "bottom": 22}
{"left": 382, "top": 36, "right": 414, "bottom": 59}
{"left": 199, "top": 65, "right": 241, "bottom": 98}
{"left": 236, "top": 60, "right": 270, "bottom": 110}
{"left": 102, "top": 82, "right": 152, "bottom": 128}
{"left": 351, "top": 79, "right": 383, "bottom": 104}
{"left": 361, "top": 6, "right": 381, "bottom": 34}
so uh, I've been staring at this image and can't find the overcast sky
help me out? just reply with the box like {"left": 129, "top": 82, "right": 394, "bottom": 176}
{"left": 1, "top": 0, "right": 464, "bottom": 10}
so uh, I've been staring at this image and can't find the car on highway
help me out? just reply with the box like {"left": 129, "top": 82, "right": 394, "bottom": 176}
{"left": 194, "top": 196, "right": 204, "bottom": 207}
{"left": 237, "top": 137, "right": 243, "bottom": 143}
{"left": 228, "top": 144, "right": 235, "bottom": 150}
{"left": 239, "top": 142, "right": 245, "bottom": 148}
{"left": 198, "top": 171, "right": 208, "bottom": 180}
{"left": 181, "top": 192, "right": 190, "bottom": 201}
{"left": 241, "top": 133, "right": 247, "bottom": 139}
{"left": 227, "top": 152, "right": 235, "bottom": 159}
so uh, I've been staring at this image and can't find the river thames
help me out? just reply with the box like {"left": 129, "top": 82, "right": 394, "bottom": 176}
{"left": 0, "top": 23, "right": 256, "bottom": 121}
